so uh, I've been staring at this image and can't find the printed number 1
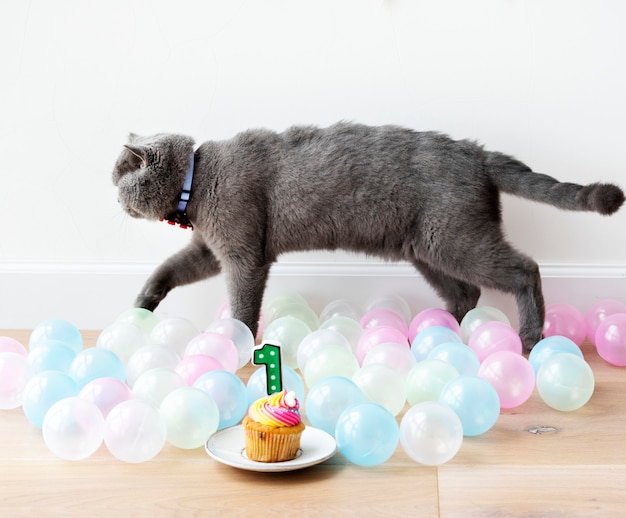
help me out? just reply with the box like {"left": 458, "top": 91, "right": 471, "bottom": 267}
{"left": 252, "top": 343, "right": 283, "bottom": 395}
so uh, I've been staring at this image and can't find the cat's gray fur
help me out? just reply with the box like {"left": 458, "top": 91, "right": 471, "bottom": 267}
{"left": 112, "top": 122, "right": 624, "bottom": 350}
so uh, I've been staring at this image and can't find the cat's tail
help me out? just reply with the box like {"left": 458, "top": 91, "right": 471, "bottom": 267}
{"left": 485, "top": 151, "right": 624, "bottom": 215}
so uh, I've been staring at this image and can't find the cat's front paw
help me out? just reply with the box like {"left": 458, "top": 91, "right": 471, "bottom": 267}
{"left": 135, "top": 285, "right": 169, "bottom": 312}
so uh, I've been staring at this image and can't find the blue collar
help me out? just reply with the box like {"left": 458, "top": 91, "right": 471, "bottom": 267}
{"left": 163, "top": 153, "right": 195, "bottom": 230}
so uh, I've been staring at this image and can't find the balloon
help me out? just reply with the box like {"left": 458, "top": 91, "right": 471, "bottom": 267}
{"left": 536, "top": 353, "right": 594, "bottom": 411}
{"left": 263, "top": 292, "right": 309, "bottom": 322}
{"left": 360, "top": 308, "right": 409, "bottom": 337}
{"left": 262, "top": 316, "right": 312, "bottom": 370}
{"left": 595, "top": 313, "right": 626, "bottom": 366}
{"left": 439, "top": 375, "right": 500, "bottom": 436}
{"left": 160, "top": 387, "right": 219, "bottom": 449}
{"left": 319, "top": 316, "right": 363, "bottom": 355}
{"left": 427, "top": 342, "right": 480, "bottom": 376}
{"left": 543, "top": 303, "right": 586, "bottom": 346}
{"left": 409, "top": 308, "right": 461, "bottom": 342}
{"left": 27, "top": 340, "right": 76, "bottom": 374}
{"left": 271, "top": 303, "right": 320, "bottom": 332}
{"left": 352, "top": 364, "right": 406, "bottom": 416}
{"left": 246, "top": 366, "right": 305, "bottom": 405}
{"left": 460, "top": 306, "right": 510, "bottom": 343}
{"left": 411, "top": 326, "right": 463, "bottom": 362}
{"left": 185, "top": 332, "right": 238, "bottom": 373}
{"left": 319, "top": 299, "right": 362, "bottom": 323}
{"left": 193, "top": 370, "right": 248, "bottom": 429}
{"left": 96, "top": 322, "right": 149, "bottom": 366}
{"left": 126, "top": 345, "right": 181, "bottom": 387}
{"left": 79, "top": 377, "right": 134, "bottom": 418}
{"left": 477, "top": 351, "right": 535, "bottom": 408}
{"left": 304, "top": 376, "right": 366, "bottom": 436}
{"left": 150, "top": 317, "right": 199, "bottom": 358}
{"left": 399, "top": 402, "right": 464, "bottom": 465}
{"left": 213, "top": 301, "right": 265, "bottom": 339}
{"left": 115, "top": 308, "right": 160, "bottom": 335}
{"left": 69, "top": 347, "right": 126, "bottom": 389}
{"left": 528, "top": 336, "right": 583, "bottom": 374}
{"left": 30, "top": 319, "right": 83, "bottom": 354}
{"left": 104, "top": 399, "right": 166, "bottom": 463}
{"left": 297, "top": 329, "right": 352, "bottom": 372}
{"left": 335, "top": 402, "right": 399, "bottom": 466}
{"left": 467, "top": 321, "right": 523, "bottom": 362}
{"left": 303, "top": 346, "right": 359, "bottom": 388}
{"left": 42, "top": 397, "right": 104, "bottom": 460}
{"left": 365, "top": 295, "right": 412, "bottom": 324}
{"left": 132, "top": 367, "right": 186, "bottom": 408}
{"left": 22, "top": 371, "right": 79, "bottom": 428}
{"left": 406, "top": 359, "right": 460, "bottom": 406}
{"left": 362, "top": 342, "right": 416, "bottom": 377}
{"left": 584, "top": 299, "right": 626, "bottom": 346}
{"left": 356, "top": 325, "right": 408, "bottom": 365}
{"left": 0, "top": 352, "right": 31, "bottom": 409}
{"left": 205, "top": 318, "right": 255, "bottom": 370}
{"left": 0, "top": 336, "right": 27, "bottom": 356}
{"left": 175, "top": 354, "right": 224, "bottom": 386}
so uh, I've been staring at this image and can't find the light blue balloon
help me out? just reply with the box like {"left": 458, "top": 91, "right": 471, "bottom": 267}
{"left": 194, "top": 370, "right": 248, "bottom": 429}
{"left": 335, "top": 402, "right": 399, "bottom": 466}
{"left": 439, "top": 375, "right": 500, "bottom": 437}
{"left": 246, "top": 366, "right": 305, "bottom": 404}
{"left": 411, "top": 326, "right": 463, "bottom": 361}
{"left": 27, "top": 340, "right": 76, "bottom": 374}
{"left": 29, "top": 319, "right": 83, "bottom": 354}
{"left": 428, "top": 342, "right": 480, "bottom": 376}
{"left": 305, "top": 376, "right": 366, "bottom": 436}
{"left": 22, "top": 371, "right": 79, "bottom": 428}
{"left": 69, "top": 347, "right": 126, "bottom": 388}
{"left": 528, "top": 336, "right": 584, "bottom": 374}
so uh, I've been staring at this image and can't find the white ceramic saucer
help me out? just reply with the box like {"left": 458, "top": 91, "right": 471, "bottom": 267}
{"left": 205, "top": 425, "right": 337, "bottom": 472}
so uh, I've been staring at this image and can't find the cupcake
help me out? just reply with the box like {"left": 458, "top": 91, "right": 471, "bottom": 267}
{"left": 242, "top": 389, "right": 305, "bottom": 462}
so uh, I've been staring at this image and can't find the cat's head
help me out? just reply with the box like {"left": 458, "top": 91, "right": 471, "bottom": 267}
{"left": 112, "top": 133, "right": 195, "bottom": 220}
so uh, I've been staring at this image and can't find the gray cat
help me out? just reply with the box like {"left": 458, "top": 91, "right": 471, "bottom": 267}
{"left": 112, "top": 122, "right": 624, "bottom": 350}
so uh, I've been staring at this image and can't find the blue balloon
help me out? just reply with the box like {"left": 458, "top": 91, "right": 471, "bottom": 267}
{"left": 27, "top": 340, "right": 76, "bottom": 374}
{"left": 411, "top": 326, "right": 462, "bottom": 361}
{"left": 528, "top": 336, "right": 584, "bottom": 374}
{"left": 427, "top": 342, "right": 480, "bottom": 376}
{"left": 439, "top": 375, "right": 500, "bottom": 437}
{"left": 69, "top": 347, "right": 126, "bottom": 388}
{"left": 29, "top": 319, "right": 83, "bottom": 354}
{"left": 246, "top": 366, "right": 305, "bottom": 404}
{"left": 22, "top": 371, "right": 79, "bottom": 428}
{"left": 335, "top": 402, "right": 399, "bottom": 466}
{"left": 305, "top": 376, "right": 366, "bottom": 436}
{"left": 194, "top": 370, "right": 248, "bottom": 429}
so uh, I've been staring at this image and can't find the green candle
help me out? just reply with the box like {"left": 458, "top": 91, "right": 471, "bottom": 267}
{"left": 252, "top": 343, "right": 283, "bottom": 395}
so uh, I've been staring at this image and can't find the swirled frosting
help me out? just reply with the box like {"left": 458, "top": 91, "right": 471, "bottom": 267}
{"left": 247, "top": 390, "right": 302, "bottom": 427}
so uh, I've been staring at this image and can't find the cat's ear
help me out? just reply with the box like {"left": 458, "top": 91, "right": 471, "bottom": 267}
{"left": 123, "top": 144, "right": 148, "bottom": 168}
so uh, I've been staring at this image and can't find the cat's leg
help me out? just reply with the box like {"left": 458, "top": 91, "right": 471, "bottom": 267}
{"left": 135, "top": 237, "right": 221, "bottom": 311}
{"left": 411, "top": 259, "right": 481, "bottom": 321}
{"left": 223, "top": 262, "right": 271, "bottom": 338}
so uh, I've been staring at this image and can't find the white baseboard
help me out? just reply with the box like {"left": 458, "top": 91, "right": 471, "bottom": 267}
{"left": 1, "top": 261, "right": 625, "bottom": 331}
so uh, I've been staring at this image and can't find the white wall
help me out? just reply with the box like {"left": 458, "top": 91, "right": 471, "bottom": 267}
{"left": 2, "top": 0, "right": 625, "bottom": 329}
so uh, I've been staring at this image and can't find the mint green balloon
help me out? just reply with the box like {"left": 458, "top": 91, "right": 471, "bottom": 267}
{"left": 536, "top": 353, "right": 594, "bottom": 411}
{"left": 303, "top": 346, "right": 359, "bottom": 388}
{"left": 262, "top": 316, "right": 311, "bottom": 370}
{"left": 406, "top": 359, "right": 460, "bottom": 406}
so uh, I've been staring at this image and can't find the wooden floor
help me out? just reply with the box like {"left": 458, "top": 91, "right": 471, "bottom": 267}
{"left": 2, "top": 330, "right": 625, "bottom": 517}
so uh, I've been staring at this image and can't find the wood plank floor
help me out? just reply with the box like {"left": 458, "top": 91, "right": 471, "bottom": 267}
{"left": 1, "top": 330, "right": 624, "bottom": 517}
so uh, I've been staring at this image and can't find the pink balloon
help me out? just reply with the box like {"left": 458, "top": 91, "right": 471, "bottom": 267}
{"left": 0, "top": 336, "right": 27, "bottom": 356}
{"left": 468, "top": 321, "right": 523, "bottom": 362}
{"left": 79, "top": 377, "right": 134, "bottom": 418}
{"left": 356, "top": 326, "right": 408, "bottom": 365}
{"left": 175, "top": 355, "right": 224, "bottom": 386}
{"left": 184, "top": 332, "right": 238, "bottom": 373}
{"left": 360, "top": 308, "right": 409, "bottom": 337}
{"left": 595, "top": 313, "right": 626, "bottom": 366}
{"left": 543, "top": 303, "right": 586, "bottom": 346}
{"left": 584, "top": 300, "right": 626, "bottom": 346}
{"left": 478, "top": 351, "right": 535, "bottom": 408}
{"left": 409, "top": 308, "right": 461, "bottom": 342}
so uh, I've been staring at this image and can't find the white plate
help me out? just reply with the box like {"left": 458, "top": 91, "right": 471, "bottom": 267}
{"left": 205, "top": 425, "right": 337, "bottom": 472}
